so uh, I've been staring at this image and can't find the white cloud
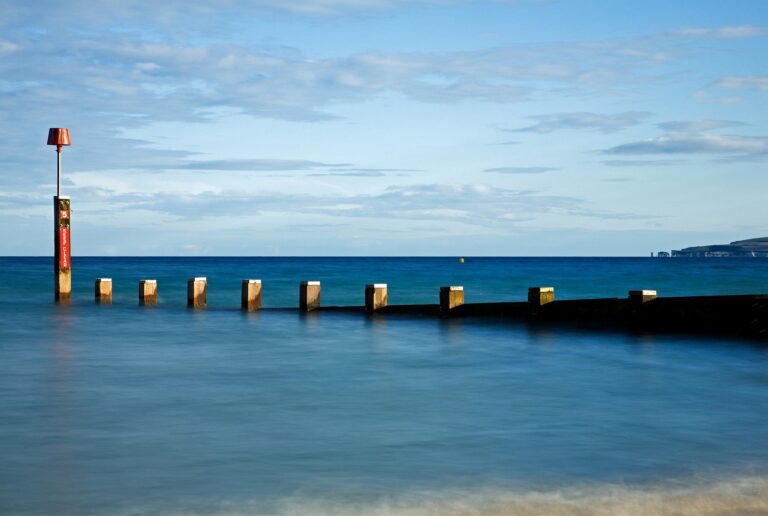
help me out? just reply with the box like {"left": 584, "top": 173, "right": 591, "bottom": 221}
{"left": 692, "top": 90, "right": 744, "bottom": 105}
{"left": 511, "top": 111, "right": 651, "bottom": 134}
{"left": 31, "top": 181, "right": 653, "bottom": 229}
{"left": 0, "top": 41, "right": 20, "bottom": 55}
{"left": 484, "top": 166, "right": 558, "bottom": 174}
{"left": 605, "top": 117, "right": 768, "bottom": 158}
{"left": 658, "top": 120, "right": 746, "bottom": 133}
{"left": 674, "top": 25, "right": 766, "bottom": 38}
{"left": 714, "top": 76, "right": 768, "bottom": 91}
{"left": 600, "top": 159, "right": 682, "bottom": 168}
{"left": 605, "top": 134, "right": 768, "bottom": 155}
{"left": 179, "top": 159, "right": 349, "bottom": 171}
{"left": 0, "top": 27, "right": 689, "bottom": 191}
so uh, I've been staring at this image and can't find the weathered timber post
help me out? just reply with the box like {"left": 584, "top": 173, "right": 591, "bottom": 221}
{"left": 139, "top": 279, "right": 158, "bottom": 306}
{"left": 53, "top": 196, "right": 72, "bottom": 302}
{"left": 187, "top": 277, "right": 207, "bottom": 308}
{"left": 365, "top": 284, "right": 388, "bottom": 312}
{"left": 629, "top": 290, "right": 657, "bottom": 305}
{"left": 299, "top": 281, "right": 321, "bottom": 312}
{"left": 529, "top": 287, "right": 555, "bottom": 307}
{"left": 94, "top": 278, "right": 112, "bottom": 304}
{"left": 242, "top": 279, "right": 262, "bottom": 311}
{"left": 528, "top": 286, "right": 555, "bottom": 316}
{"left": 48, "top": 128, "right": 72, "bottom": 303}
{"left": 440, "top": 286, "right": 464, "bottom": 313}
{"left": 628, "top": 289, "right": 657, "bottom": 326}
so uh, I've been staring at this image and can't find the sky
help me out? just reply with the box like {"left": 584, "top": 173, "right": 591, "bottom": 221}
{"left": 0, "top": 0, "right": 766, "bottom": 256}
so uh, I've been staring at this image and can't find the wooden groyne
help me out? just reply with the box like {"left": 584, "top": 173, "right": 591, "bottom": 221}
{"left": 79, "top": 279, "right": 768, "bottom": 340}
{"left": 326, "top": 289, "right": 768, "bottom": 339}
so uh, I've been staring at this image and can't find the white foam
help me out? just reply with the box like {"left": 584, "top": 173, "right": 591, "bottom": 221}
{"left": 272, "top": 475, "right": 768, "bottom": 516}
{"left": 117, "top": 475, "right": 768, "bottom": 516}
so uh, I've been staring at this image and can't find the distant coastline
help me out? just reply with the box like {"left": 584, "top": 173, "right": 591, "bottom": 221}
{"left": 656, "top": 237, "right": 768, "bottom": 258}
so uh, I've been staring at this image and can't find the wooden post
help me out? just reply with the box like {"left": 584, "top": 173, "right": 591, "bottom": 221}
{"left": 139, "top": 280, "right": 158, "bottom": 306}
{"left": 299, "top": 281, "right": 321, "bottom": 312}
{"left": 242, "top": 279, "right": 262, "bottom": 311}
{"left": 440, "top": 286, "right": 464, "bottom": 312}
{"left": 628, "top": 290, "right": 657, "bottom": 326}
{"left": 187, "top": 277, "right": 207, "bottom": 308}
{"left": 54, "top": 196, "right": 71, "bottom": 303}
{"left": 365, "top": 283, "right": 388, "bottom": 312}
{"left": 94, "top": 278, "right": 112, "bottom": 304}
{"left": 629, "top": 289, "right": 657, "bottom": 304}
{"left": 528, "top": 287, "right": 555, "bottom": 307}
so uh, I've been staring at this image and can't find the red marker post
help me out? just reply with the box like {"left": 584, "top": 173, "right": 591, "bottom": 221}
{"left": 48, "top": 128, "right": 71, "bottom": 302}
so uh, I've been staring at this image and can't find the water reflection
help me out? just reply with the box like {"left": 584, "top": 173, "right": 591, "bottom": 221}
{"left": 438, "top": 317, "right": 464, "bottom": 347}
{"left": 240, "top": 309, "right": 263, "bottom": 323}
{"left": 526, "top": 323, "right": 557, "bottom": 347}
{"left": 47, "top": 318, "right": 79, "bottom": 514}
{"left": 633, "top": 333, "right": 658, "bottom": 352}
{"left": 298, "top": 310, "right": 321, "bottom": 328}
{"left": 364, "top": 314, "right": 389, "bottom": 353}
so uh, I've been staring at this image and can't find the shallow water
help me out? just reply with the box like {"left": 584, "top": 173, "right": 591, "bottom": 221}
{"left": 0, "top": 257, "right": 767, "bottom": 514}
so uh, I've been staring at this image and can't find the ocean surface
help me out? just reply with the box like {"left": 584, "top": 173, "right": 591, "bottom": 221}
{"left": 1, "top": 257, "right": 767, "bottom": 515}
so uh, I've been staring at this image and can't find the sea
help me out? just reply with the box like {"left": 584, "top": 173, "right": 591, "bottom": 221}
{"left": 1, "top": 257, "right": 767, "bottom": 515}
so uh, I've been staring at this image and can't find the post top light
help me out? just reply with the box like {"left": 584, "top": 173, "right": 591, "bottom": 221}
{"left": 47, "top": 128, "right": 71, "bottom": 147}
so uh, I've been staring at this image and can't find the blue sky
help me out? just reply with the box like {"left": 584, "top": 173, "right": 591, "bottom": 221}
{"left": 1, "top": 0, "right": 766, "bottom": 255}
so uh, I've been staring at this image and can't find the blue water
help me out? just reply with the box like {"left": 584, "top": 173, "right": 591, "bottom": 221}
{"left": 1, "top": 257, "right": 767, "bottom": 515}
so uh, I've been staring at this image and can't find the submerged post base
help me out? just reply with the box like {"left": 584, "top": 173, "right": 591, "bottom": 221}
{"left": 440, "top": 286, "right": 464, "bottom": 313}
{"left": 365, "top": 284, "right": 388, "bottom": 312}
{"left": 300, "top": 281, "right": 321, "bottom": 312}
{"left": 242, "top": 279, "right": 262, "bottom": 311}
{"left": 188, "top": 277, "right": 207, "bottom": 308}
{"left": 95, "top": 278, "right": 112, "bottom": 304}
{"left": 139, "top": 280, "right": 158, "bottom": 306}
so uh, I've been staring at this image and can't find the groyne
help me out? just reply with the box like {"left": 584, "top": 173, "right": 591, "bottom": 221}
{"left": 76, "top": 279, "right": 768, "bottom": 340}
{"left": 326, "top": 291, "right": 768, "bottom": 339}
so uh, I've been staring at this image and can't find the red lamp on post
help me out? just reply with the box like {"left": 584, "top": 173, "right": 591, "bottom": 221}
{"left": 47, "top": 128, "right": 72, "bottom": 302}
{"left": 47, "top": 128, "right": 71, "bottom": 198}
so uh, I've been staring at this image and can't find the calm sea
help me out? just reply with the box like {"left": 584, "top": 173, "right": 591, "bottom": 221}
{"left": 1, "top": 257, "right": 767, "bottom": 515}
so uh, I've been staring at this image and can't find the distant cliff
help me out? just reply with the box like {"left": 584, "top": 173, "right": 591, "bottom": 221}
{"left": 662, "top": 237, "right": 768, "bottom": 257}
